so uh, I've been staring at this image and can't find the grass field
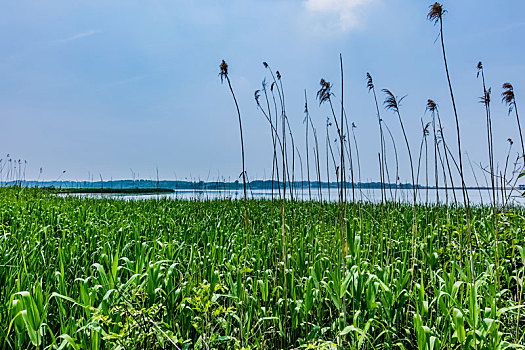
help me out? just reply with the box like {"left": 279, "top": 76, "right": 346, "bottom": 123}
{"left": 1, "top": 187, "right": 524, "bottom": 349}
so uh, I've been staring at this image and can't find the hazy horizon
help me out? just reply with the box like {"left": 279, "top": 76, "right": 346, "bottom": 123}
{"left": 1, "top": 0, "right": 524, "bottom": 187}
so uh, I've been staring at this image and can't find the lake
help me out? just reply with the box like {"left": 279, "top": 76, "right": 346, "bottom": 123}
{"left": 62, "top": 187, "right": 524, "bottom": 206}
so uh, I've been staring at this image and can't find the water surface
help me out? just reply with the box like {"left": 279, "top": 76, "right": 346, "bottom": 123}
{"left": 62, "top": 187, "right": 524, "bottom": 206}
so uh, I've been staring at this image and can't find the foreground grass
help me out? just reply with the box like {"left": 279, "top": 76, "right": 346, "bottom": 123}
{"left": 0, "top": 187, "right": 524, "bottom": 349}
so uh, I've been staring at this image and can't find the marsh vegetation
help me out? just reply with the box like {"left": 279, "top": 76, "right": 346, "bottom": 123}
{"left": 2, "top": 2, "right": 525, "bottom": 349}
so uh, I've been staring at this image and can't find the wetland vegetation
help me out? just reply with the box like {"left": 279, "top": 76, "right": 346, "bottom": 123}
{"left": 2, "top": 2, "right": 525, "bottom": 349}
{"left": 1, "top": 187, "right": 525, "bottom": 349}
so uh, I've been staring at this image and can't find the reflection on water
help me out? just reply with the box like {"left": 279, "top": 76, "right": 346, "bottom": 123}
{"left": 62, "top": 187, "right": 524, "bottom": 206}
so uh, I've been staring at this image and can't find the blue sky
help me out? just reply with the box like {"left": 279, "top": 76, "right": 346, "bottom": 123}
{"left": 1, "top": 0, "right": 524, "bottom": 184}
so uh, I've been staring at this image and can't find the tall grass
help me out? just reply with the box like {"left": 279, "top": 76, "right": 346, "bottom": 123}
{"left": 2, "top": 188, "right": 525, "bottom": 349}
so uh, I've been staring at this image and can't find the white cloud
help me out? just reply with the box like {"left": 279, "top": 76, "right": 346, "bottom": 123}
{"left": 303, "top": 0, "right": 375, "bottom": 32}
{"left": 53, "top": 30, "right": 100, "bottom": 44}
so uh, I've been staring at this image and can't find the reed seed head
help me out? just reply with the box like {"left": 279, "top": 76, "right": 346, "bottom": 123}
{"left": 502, "top": 82, "right": 515, "bottom": 114}
{"left": 366, "top": 73, "right": 374, "bottom": 92}
{"left": 383, "top": 89, "right": 402, "bottom": 113}
{"left": 426, "top": 99, "right": 438, "bottom": 113}
{"left": 427, "top": 3, "right": 444, "bottom": 24}
{"left": 317, "top": 78, "right": 332, "bottom": 106}
{"left": 219, "top": 60, "right": 228, "bottom": 83}
{"left": 477, "top": 61, "right": 483, "bottom": 78}
{"left": 479, "top": 88, "right": 491, "bottom": 105}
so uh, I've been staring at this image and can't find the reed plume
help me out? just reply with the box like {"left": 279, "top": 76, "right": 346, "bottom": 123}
{"left": 502, "top": 83, "right": 525, "bottom": 166}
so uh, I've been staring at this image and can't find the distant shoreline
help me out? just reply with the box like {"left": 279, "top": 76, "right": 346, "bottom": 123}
{"left": 3, "top": 179, "right": 518, "bottom": 191}
{"left": 52, "top": 187, "right": 174, "bottom": 194}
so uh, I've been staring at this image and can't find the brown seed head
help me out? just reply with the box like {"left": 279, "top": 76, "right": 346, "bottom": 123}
{"left": 219, "top": 60, "right": 228, "bottom": 83}
{"left": 426, "top": 99, "right": 438, "bottom": 113}
{"left": 317, "top": 78, "right": 332, "bottom": 106}
{"left": 366, "top": 73, "right": 374, "bottom": 92}
{"left": 427, "top": 2, "right": 444, "bottom": 24}
{"left": 383, "top": 89, "right": 403, "bottom": 113}
{"left": 476, "top": 61, "right": 483, "bottom": 78}
{"left": 502, "top": 82, "right": 515, "bottom": 114}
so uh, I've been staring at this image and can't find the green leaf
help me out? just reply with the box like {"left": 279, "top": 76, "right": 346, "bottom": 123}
{"left": 340, "top": 325, "right": 362, "bottom": 336}
{"left": 58, "top": 334, "right": 81, "bottom": 350}
{"left": 21, "top": 310, "right": 40, "bottom": 346}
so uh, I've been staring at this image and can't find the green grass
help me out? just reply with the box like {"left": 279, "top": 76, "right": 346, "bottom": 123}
{"left": 1, "top": 187, "right": 524, "bottom": 349}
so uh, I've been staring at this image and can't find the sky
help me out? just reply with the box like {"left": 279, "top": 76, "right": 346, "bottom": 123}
{"left": 1, "top": 0, "right": 524, "bottom": 185}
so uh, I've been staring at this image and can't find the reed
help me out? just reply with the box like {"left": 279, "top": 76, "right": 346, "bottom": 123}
{"left": 502, "top": 82, "right": 525, "bottom": 166}
{"left": 263, "top": 63, "right": 290, "bottom": 320}
{"left": 303, "top": 90, "right": 312, "bottom": 201}
{"left": 382, "top": 88, "right": 419, "bottom": 290}
{"left": 416, "top": 121, "right": 430, "bottom": 205}
{"left": 219, "top": 60, "right": 249, "bottom": 345}
{"left": 219, "top": 60, "right": 247, "bottom": 207}
{"left": 428, "top": 4, "right": 476, "bottom": 299}
{"left": 366, "top": 73, "right": 387, "bottom": 203}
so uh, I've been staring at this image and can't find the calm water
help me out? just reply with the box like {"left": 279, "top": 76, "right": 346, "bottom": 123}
{"left": 63, "top": 187, "right": 524, "bottom": 206}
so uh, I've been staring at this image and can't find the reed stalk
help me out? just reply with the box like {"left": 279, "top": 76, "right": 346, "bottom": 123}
{"left": 428, "top": 4, "right": 476, "bottom": 294}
